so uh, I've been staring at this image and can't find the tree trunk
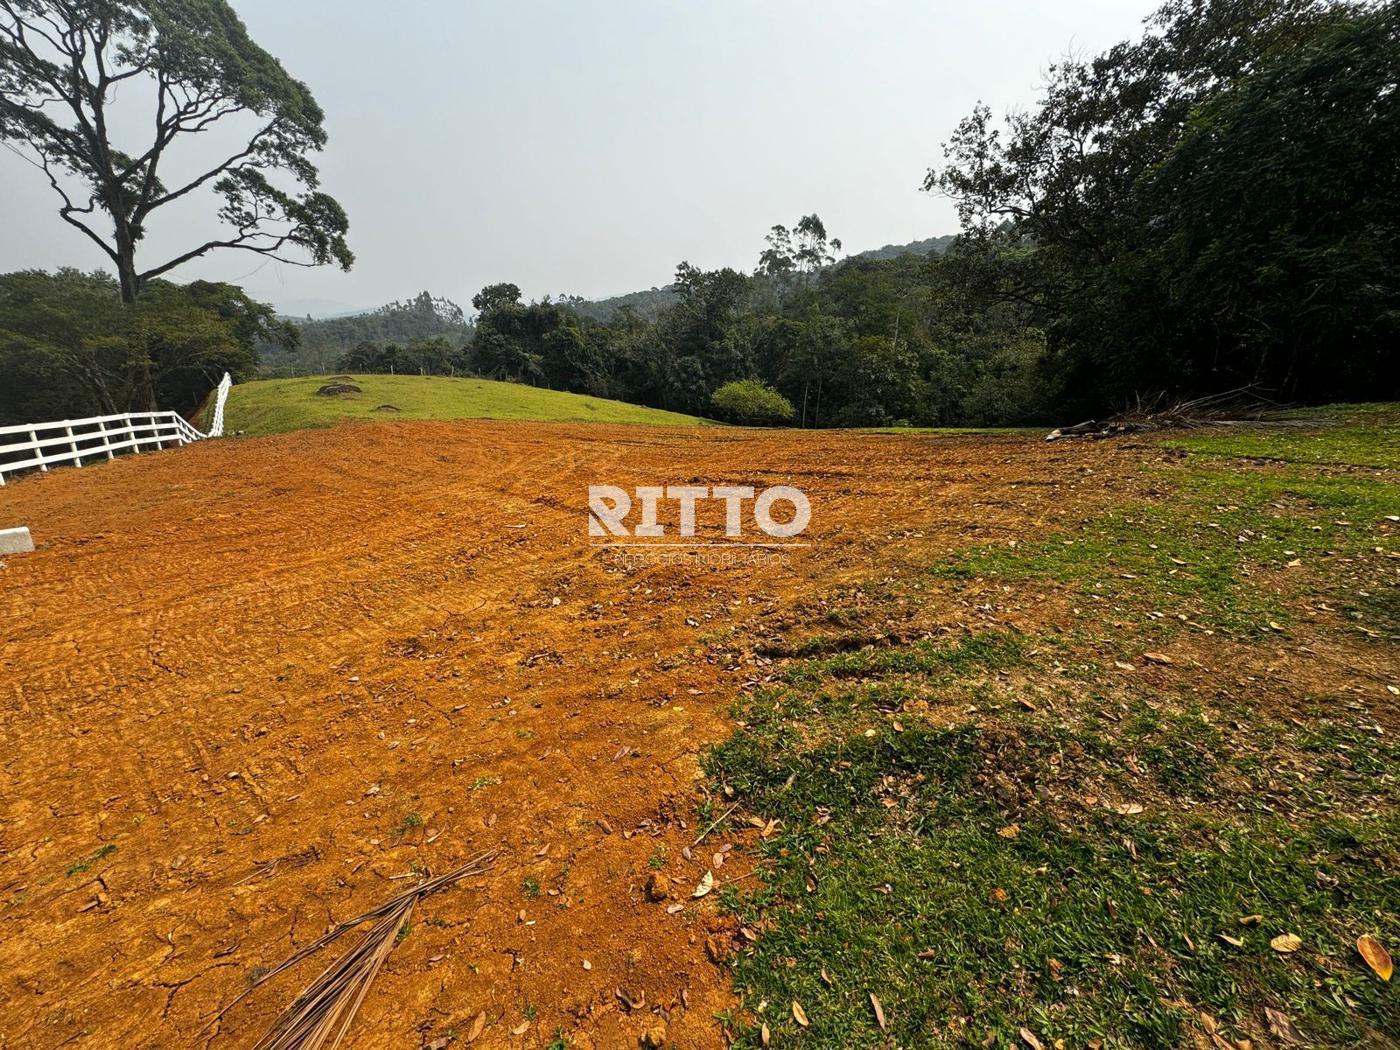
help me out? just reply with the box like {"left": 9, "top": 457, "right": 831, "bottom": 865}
{"left": 115, "top": 235, "right": 157, "bottom": 411}
{"left": 114, "top": 223, "right": 143, "bottom": 304}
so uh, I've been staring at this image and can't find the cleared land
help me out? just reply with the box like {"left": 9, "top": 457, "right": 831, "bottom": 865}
{"left": 205, "top": 374, "right": 706, "bottom": 436}
{"left": 0, "top": 411, "right": 1396, "bottom": 1049}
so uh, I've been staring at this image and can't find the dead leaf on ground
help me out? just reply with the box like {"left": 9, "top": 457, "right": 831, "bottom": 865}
{"left": 1358, "top": 934, "right": 1393, "bottom": 981}
{"left": 761, "top": 1022, "right": 770, "bottom": 1046}
{"left": 692, "top": 870, "right": 714, "bottom": 898}
{"left": 465, "top": 1011, "right": 486, "bottom": 1042}
{"left": 870, "top": 993, "right": 886, "bottom": 1031}
{"left": 1270, "top": 933, "right": 1303, "bottom": 953}
{"left": 1265, "top": 1007, "right": 1304, "bottom": 1045}
{"left": 1143, "top": 652, "right": 1173, "bottom": 665}
{"left": 1019, "top": 1027, "right": 1045, "bottom": 1050}
{"left": 792, "top": 1000, "right": 809, "bottom": 1027}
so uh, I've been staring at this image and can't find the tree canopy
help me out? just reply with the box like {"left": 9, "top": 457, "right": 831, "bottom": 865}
{"left": 928, "top": 0, "right": 1396, "bottom": 411}
{"left": 0, "top": 0, "right": 352, "bottom": 306}
{"left": 0, "top": 267, "right": 288, "bottom": 425}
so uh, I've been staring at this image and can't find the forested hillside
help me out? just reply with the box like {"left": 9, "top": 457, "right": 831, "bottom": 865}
{"left": 264, "top": 291, "right": 474, "bottom": 374}
{"left": 568, "top": 233, "right": 956, "bottom": 324}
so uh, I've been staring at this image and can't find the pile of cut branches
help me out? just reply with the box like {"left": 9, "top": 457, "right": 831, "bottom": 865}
{"left": 1044, "top": 388, "right": 1326, "bottom": 441}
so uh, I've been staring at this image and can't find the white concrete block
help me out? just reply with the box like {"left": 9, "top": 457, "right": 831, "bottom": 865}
{"left": 0, "top": 527, "right": 34, "bottom": 555}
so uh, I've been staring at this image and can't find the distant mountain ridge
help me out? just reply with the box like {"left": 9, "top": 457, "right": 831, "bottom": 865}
{"left": 269, "top": 234, "right": 957, "bottom": 355}
{"left": 570, "top": 233, "right": 957, "bottom": 322}
{"left": 851, "top": 233, "right": 956, "bottom": 262}
{"left": 263, "top": 291, "right": 474, "bottom": 373}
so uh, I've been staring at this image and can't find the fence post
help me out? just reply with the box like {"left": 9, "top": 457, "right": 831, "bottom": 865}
{"left": 99, "top": 417, "right": 114, "bottom": 460}
{"left": 65, "top": 424, "right": 82, "bottom": 467}
{"left": 30, "top": 429, "right": 47, "bottom": 472}
{"left": 207, "top": 372, "right": 232, "bottom": 438}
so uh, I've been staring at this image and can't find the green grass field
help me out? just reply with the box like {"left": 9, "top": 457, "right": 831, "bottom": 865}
{"left": 202, "top": 374, "right": 707, "bottom": 436}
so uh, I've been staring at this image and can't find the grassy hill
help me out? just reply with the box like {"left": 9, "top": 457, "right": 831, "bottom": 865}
{"left": 203, "top": 374, "right": 706, "bottom": 436}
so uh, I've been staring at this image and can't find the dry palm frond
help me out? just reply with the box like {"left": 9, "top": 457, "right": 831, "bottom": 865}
{"left": 217, "top": 850, "right": 496, "bottom": 1049}
{"left": 253, "top": 896, "right": 413, "bottom": 1049}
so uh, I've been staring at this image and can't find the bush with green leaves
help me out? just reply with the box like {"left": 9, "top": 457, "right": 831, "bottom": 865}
{"left": 710, "top": 379, "right": 795, "bottom": 426}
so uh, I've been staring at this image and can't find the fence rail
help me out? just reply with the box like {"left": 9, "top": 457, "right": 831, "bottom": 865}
{"left": 0, "top": 373, "right": 231, "bottom": 487}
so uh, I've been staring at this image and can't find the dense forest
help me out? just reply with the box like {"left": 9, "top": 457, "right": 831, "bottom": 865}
{"left": 306, "top": 0, "right": 1400, "bottom": 427}
{"left": 1, "top": 0, "right": 1395, "bottom": 429}
{"left": 0, "top": 269, "right": 295, "bottom": 425}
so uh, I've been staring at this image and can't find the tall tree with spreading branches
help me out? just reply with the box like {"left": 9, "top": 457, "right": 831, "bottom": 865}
{"left": 0, "top": 0, "right": 353, "bottom": 307}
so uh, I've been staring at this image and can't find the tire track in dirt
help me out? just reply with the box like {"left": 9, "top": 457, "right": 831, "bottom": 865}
{"left": 0, "top": 420, "right": 1138, "bottom": 1049}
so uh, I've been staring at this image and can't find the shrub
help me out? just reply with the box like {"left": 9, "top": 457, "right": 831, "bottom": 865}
{"left": 710, "top": 379, "right": 795, "bottom": 426}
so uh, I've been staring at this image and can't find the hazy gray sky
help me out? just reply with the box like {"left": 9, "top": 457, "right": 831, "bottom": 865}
{"left": 0, "top": 0, "right": 1161, "bottom": 315}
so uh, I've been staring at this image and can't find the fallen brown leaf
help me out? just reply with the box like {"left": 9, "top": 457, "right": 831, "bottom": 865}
{"left": 466, "top": 1011, "right": 486, "bottom": 1043}
{"left": 1270, "top": 933, "right": 1303, "bottom": 954}
{"left": 792, "top": 1000, "right": 809, "bottom": 1027}
{"left": 870, "top": 992, "right": 886, "bottom": 1031}
{"left": 1265, "top": 1007, "right": 1303, "bottom": 1045}
{"left": 1358, "top": 934, "right": 1393, "bottom": 981}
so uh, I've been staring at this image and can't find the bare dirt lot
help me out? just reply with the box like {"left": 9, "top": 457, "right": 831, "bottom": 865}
{"left": 0, "top": 421, "right": 1240, "bottom": 1048}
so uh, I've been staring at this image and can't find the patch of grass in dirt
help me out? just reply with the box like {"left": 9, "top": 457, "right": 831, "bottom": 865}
{"left": 707, "top": 638, "right": 1400, "bottom": 1050}
{"left": 932, "top": 440, "right": 1400, "bottom": 636}
{"left": 784, "top": 630, "right": 1026, "bottom": 685}
{"left": 1166, "top": 404, "right": 1400, "bottom": 470}
{"left": 65, "top": 843, "right": 117, "bottom": 877}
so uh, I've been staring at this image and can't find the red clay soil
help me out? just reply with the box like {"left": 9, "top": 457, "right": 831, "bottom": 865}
{"left": 0, "top": 421, "right": 1141, "bottom": 1050}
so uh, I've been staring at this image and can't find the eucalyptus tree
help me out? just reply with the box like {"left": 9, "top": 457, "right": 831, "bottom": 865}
{"left": 0, "top": 0, "right": 352, "bottom": 305}
{"left": 758, "top": 213, "right": 842, "bottom": 288}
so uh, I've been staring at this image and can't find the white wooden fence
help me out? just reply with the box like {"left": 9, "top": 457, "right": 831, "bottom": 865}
{"left": 0, "top": 372, "right": 232, "bottom": 487}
